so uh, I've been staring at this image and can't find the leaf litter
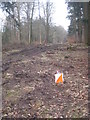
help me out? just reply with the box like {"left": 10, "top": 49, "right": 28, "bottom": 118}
{"left": 2, "top": 43, "right": 88, "bottom": 118}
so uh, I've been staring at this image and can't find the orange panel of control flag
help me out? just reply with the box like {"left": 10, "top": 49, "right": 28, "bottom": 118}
{"left": 55, "top": 71, "right": 64, "bottom": 84}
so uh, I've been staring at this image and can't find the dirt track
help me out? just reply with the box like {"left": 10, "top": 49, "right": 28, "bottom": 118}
{"left": 2, "top": 43, "right": 88, "bottom": 118}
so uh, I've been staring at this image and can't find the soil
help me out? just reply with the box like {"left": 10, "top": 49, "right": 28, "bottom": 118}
{"left": 2, "top": 43, "right": 88, "bottom": 118}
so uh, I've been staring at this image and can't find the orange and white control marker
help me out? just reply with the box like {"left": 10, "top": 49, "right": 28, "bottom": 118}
{"left": 55, "top": 71, "right": 64, "bottom": 84}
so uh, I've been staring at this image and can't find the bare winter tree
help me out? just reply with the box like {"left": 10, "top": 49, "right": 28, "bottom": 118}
{"left": 1, "top": 1, "right": 68, "bottom": 45}
{"left": 22, "top": 2, "right": 32, "bottom": 43}
{"left": 38, "top": 0, "right": 42, "bottom": 44}
{"left": 16, "top": 2, "right": 22, "bottom": 42}
{"left": 83, "top": 3, "right": 88, "bottom": 44}
{"left": 42, "top": 0, "right": 53, "bottom": 43}
{"left": 1, "top": 2, "right": 23, "bottom": 42}
{"left": 30, "top": 1, "right": 35, "bottom": 43}
{"left": 22, "top": 1, "right": 35, "bottom": 44}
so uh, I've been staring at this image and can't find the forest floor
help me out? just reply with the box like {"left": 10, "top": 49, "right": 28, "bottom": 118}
{"left": 2, "top": 43, "right": 88, "bottom": 118}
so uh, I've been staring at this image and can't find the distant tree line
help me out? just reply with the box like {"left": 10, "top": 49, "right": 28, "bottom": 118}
{"left": 66, "top": 1, "right": 90, "bottom": 45}
{"left": 0, "top": 0, "right": 67, "bottom": 45}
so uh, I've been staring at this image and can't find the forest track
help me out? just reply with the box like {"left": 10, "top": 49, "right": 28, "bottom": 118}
{"left": 2, "top": 43, "right": 87, "bottom": 73}
{"left": 2, "top": 44, "right": 67, "bottom": 73}
{"left": 3, "top": 43, "right": 87, "bottom": 57}
{"left": 7, "top": 44, "right": 67, "bottom": 56}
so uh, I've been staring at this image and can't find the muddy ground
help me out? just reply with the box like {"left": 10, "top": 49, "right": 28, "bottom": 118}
{"left": 2, "top": 43, "right": 88, "bottom": 118}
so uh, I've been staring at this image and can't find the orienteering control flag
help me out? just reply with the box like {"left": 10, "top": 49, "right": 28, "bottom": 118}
{"left": 55, "top": 71, "right": 64, "bottom": 84}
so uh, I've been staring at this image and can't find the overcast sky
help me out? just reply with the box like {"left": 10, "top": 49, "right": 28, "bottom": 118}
{"left": 0, "top": 0, "right": 70, "bottom": 31}
{"left": 52, "top": 0, "right": 70, "bottom": 30}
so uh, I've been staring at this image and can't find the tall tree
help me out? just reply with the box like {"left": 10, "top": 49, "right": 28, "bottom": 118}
{"left": 23, "top": 2, "right": 32, "bottom": 43}
{"left": 66, "top": 1, "right": 90, "bottom": 45}
{"left": 16, "top": 2, "right": 22, "bottom": 42}
{"left": 83, "top": 3, "right": 88, "bottom": 44}
{"left": 38, "top": 0, "right": 42, "bottom": 44}
{"left": 23, "top": 1, "right": 35, "bottom": 44}
{"left": 30, "top": 1, "right": 35, "bottom": 43}
{"left": 1, "top": 2, "right": 22, "bottom": 42}
{"left": 67, "top": 2, "right": 83, "bottom": 43}
{"left": 87, "top": 2, "right": 90, "bottom": 45}
{"left": 76, "top": 3, "right": 83, "bottom": 43}
{"left": 43, "top": 0, "right": 53, "bottom": 43}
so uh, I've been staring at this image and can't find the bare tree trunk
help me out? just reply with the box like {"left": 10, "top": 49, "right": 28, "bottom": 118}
{"left": 9, "top": 18, "right": 12, "bottom": 42}
{"left": 43, "top": 1, "right": 53, "bottom": 43}
{"left": 38, "top": 0, "right": 42, "bottom": 44}
{"left": 30, "top": 2, "right": 35, "bottom": 44}
{"left": 12, "top": 6, "right": 16, "bottom": 42}
{"left": 28, "top": 23, "right": 31, "bottom": 44}
{"left": 78, "top": 20, "right": 82, "bottom": 43}
{"left": 46, "top": 22, "right": 49, "bottom": 43}
{"left": 78, "top": 6, "right": 82, "bottom": 43}
{"left": 25, "top": 2, "right": 35, "bottom": 44}
{"left": 73, "top": 9, "right": 77, "bottom": 42}
{"left": 46, "top": 2, "right": 49, "bottom": 43}
{"left": 13, "top": 20, "right": 16, "bottom": 41}
{"left": 83, "top": 3, "right": 88, "bottom": 44}
{"left": 17, "top": 2, "right": 22, "bottom": 42}
{"left": 26, "top": 3, "right": 31, "bottom": 44}
{"left": 88, "top": 2, "right": 90, "bottom": 45}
